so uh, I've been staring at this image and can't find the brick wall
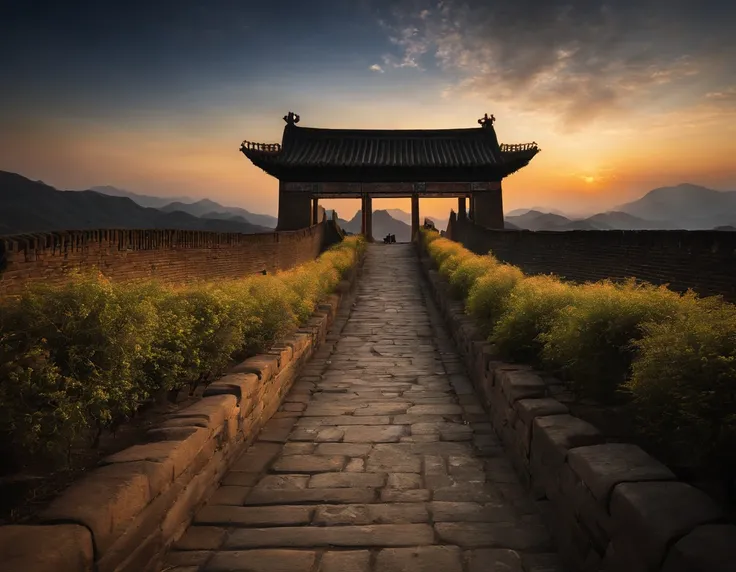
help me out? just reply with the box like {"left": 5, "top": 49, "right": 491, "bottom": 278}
{"left": 0, "top": 223, "right": 330, "bottom": 296}
{"left": 448, "top": 215, "right": 736, "bottom": 300}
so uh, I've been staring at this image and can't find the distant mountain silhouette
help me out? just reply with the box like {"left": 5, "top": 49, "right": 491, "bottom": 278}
{"left": 339, "top": 210, "right": 413, "bottom": 242}
{"left": 160, "top": 199, "right": 277, "bottom": 229}
{"left": 91, "top": 185, "right": 193, "bottom": 209}
{"left": 506, "top": 206, "right": 569, "bottom": 217}
{"left": 615, "top": 183, "right": 736, "bottom": 229}
{"left": 585, "top": 211, "right": 677, "bottom": 230}
{"left": 382, "top": 208, "right": 446, "bottom": 231}
{"left": 506, "top": 210, "right": 575, "bottom": 231}
{"left": 0, "top": 171, "right": 271, "bottom": 235}
{"left": 504, "top": 209, "right": 667, "bottom": 231}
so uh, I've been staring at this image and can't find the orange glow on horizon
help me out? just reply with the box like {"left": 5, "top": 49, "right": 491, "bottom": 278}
{"left": 1, "top": 93, "right": 735, "bottom": 221}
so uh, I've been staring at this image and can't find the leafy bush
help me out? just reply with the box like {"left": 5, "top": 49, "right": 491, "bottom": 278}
{"left": 492, "top": 275, "right": 578, "bottom": 366}
{"left": 540, "top": 279, "right": 686, "bottom": 402}
{"left": 0, "top": 236, "right": 364, "bottom": 468}
{"left": 448, "top": 254, "right": 498, "bottom": 300}
{"left": 420, "top": 229, "right": 736, "bottom": 486}
{"left": 625, "top": 296, "right": 736, "bottom": 477}
{"left": 427, "top": 237, "right": 465, "bottom": 269}
{"left": 466, "top": 264, "right": 525, "bottom": 336}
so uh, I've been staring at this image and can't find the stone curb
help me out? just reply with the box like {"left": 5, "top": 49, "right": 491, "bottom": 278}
{"left": 416, "top": 241, "right": 734, "bottom": 572}
{"left": 0, "top": 248, "right": 366, "bottom": 572}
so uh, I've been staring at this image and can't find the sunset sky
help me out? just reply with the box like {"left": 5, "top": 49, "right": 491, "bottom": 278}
{"left": 1, "top": 0, "right": 735, "bottom": 220}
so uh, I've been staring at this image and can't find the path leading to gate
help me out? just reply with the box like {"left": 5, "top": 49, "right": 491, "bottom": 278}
{"left": 163, "top": 243, "right": 566, "bottom": 572}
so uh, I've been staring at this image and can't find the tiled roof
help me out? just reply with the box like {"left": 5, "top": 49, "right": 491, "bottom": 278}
{"left": 278, "top": 126, "right": 504, "bottom": 168}
{"left": 240, "top": 120, "right": 540, "bottom": 182}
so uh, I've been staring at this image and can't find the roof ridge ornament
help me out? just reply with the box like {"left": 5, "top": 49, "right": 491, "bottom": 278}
{"left": 284, "top": 111, "right": 301, "bottom": 126}
{"left": 478, "top": 113, "right": 495, "bottom": 128}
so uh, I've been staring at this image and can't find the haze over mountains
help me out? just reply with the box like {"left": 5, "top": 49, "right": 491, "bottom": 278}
{"left": 0, "top": 172, "right": 271, "bottom": 235}
{"left": 506, "top": 184, "right": 736, "bottom": 231}
{"left": 1, "top": 172, "right": 735, "bottom": 236}
{"left": 339, "top": 210, "right": 413, "bottom": 242}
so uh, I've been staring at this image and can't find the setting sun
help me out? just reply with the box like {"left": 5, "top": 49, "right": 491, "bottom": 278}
{"left": 584, "top": 176, "right": 596, "bottom": 184}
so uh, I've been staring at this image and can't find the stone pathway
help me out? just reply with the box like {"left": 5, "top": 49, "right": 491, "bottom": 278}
{"left": 163, "top": 244, "right": 566, "bottom": 572}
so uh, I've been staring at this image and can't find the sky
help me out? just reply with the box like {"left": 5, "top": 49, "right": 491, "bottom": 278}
{"left": 1, "top": 0, "right": 735, "bottom": 220}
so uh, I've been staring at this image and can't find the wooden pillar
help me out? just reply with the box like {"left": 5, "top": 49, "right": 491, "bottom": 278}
{"left": 473, "top": 183, "right": 505, "bottom": 229}
{"left": 469, "top": 195, "right": 476, "bottom": 220}
{"left": 311, "top": 197, "right": 319, "bottom": 225}
{"left": 458, "top": 197, "right": 467, "bottom": 219}
{"left": 411, "top": 193, "right": 420, "bottom": 241}
{"left": 365, "top": 196, "right": 373, "bottom": 242}
{"left": 361, "top": 194, "right": 369, "bottom": 236}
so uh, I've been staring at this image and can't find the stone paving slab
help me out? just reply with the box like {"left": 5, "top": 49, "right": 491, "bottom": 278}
{"left": 162, "top": 244, "right": 567, "bottom": 572}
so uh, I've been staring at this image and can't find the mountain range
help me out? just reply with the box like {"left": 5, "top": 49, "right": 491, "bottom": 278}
{"left": 0, "top": 172, "right": 271, "bottom": 235}
{"left": 505, "top": 184, "right": 736, "bottom": 231}
{"left": 92, "top": 187, "right": 278, "bottom": 229}
{"left": 339, "top": 210, "right": 414, "bottom": 242}
{"left": 1, "top": 173, "right": 734, "bottom": 236}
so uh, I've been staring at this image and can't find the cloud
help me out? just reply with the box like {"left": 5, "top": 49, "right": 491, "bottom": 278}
{"left": 369, "top": 63, "right": 385, "bottom": 72}
{"left": 706, "top": 86, "right": 736, "bottom": 101}
{"left": 373, "top": 0, "right": 736, "bottom": 128}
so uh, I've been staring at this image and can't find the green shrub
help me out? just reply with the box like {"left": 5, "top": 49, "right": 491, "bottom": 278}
{"left": 492, "top": 275, "right": 578, "bottom": 366}
{"left": 540, "top": 279, "right": 686, "bottom": 402}
{"left": 427, "top": 237, "right": 465, "bottom": 269}
{"left": 448, "top": 254, "right": 498, "bottom": 300}
{"left": 0, "top": 238, "right": 363, "bottom": 469}
{"left": 625, "top": 296, "right": 736, "bottom": 477}
{"left": 466, "top": 263, "right": 525, "bottom": 336}
{"left": 420, "top": 228, "right": 442, "bottom": 245}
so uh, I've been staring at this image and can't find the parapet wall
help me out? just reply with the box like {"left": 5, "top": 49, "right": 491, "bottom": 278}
{"left": 0, "top": 222, "right": 329, "bottom": 295}
{"left": 448, "top": 216, "right": 736, "bottom": 300}
{"left": 0, "top": 252, "right": 364, "bottom": 572}
{"left": 418, "top": 246, "right": 735, "bottom": 572}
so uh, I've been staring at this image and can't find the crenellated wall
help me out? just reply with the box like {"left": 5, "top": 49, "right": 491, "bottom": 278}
{"left": 0, "top": 222, "right": 335, "bottom": 295}
{"left": 448, "top": 215, "right": 736, "bottom": 301}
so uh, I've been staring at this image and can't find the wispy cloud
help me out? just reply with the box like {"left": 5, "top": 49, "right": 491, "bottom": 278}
{"left": 369, "top": 63, "right": 384, "bottom": 73}
{"left": 373, "top": 0, "right": 736, "bottom": 129}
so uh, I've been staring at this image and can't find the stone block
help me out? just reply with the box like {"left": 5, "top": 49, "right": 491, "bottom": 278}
{"left": 272, "top": 455, "right": 346, "bottom": 473}
{"left": 195, "top": 505, "right": 313, "bottom": 527}
{"left": 376, "top": 546, "right": 463, "bottom": 572}
{"left": 231, "top": 355, "right": 279, "bottom": 381}
{"left": 662, "top": 524, "right": 736, "bottom": 572}
{"left": 567, "top": 443, "right": 676, "bottom": 505}
{"left": 245, "top": 488, "right": 377, "bottom": 505}
{"left": 225, "top": 524, "right": 435, "bottom": 548}
{"left": 313, "top": 503, "right": 428, "bottom": 525}
{"left": 530, "top": 414, "right": 602, "bottom": 469}
{"left": 434, "top": 522, "right": 552, "bottom": 551}
{"left": 529, "top": 415, "right": 602, "bottom": 500}
{"left": 381, "top": 489, "right": 431, "bottom": 502}
{"left": 145, "top": 426, "right": 200, "bottom": 442}
{"left": 319, "top": 550, "right": 370, "bottom": 572}
{"left": 309, "top": 473, "right": 386, "bottom": 488}
{"left": 0, "top": 524, "right": 94, "bottom": 572}
{"left": 103, "top": 428, "right": 209, "bottom": 484}
{"left": 515, "top": 398, "right": 569, "bottom": 427}
{"left": 39, "top": 462, "right": 157, "bottom": 555}
{"left": 173, "top": 526, "right": 228, "bottom": 550}
{"left": 231, "top": 442, "right": 283, "bottom": 473}
{"left": 498, "top": 369, "right": 547, "bottom": 404}
{"left": 203, "top": 373, "right": 259, "bottom": 405}
{"left": 268, "top": 345, "right": 294, "bottom": 372}
{"left": 166, "top": 395, "right": 238, "bottom": 432}
{"left": 204, "top": 549, "right": 316, "bottom": 572}
{"left": 610, "top": 481, "right": 724, "bottom": 569}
